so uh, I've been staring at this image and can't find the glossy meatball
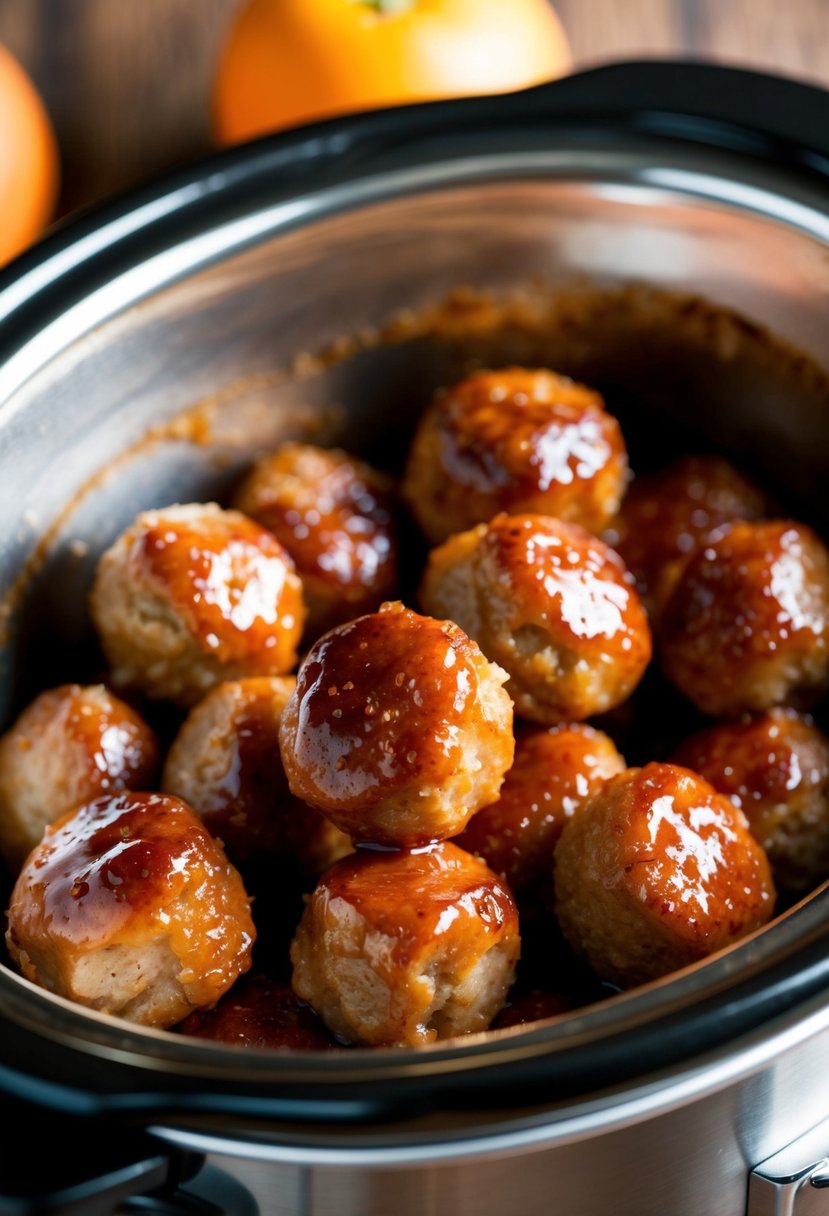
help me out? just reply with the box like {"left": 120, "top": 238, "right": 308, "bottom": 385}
{"left": 291, "top": 842, "right": 520, "bottom": 1046}
{"left": 403, "top": 367, "right": 628, "bottom": 545}
{"left": 233, "top": 443, "right": 398, "bottom": 639}
{"left": 162, "top": 677, "right": 351, "bottom": 871}
{"left": 178, "top": 975, "right": 336, "bottom": 1050}
{"left": 457, "top": 724, "right": 625, "bottom": 893}
{"left": 554, "top": 763, "right": 775, "bottom": 988}
{"left": 0, "top": 684, "right": 159, "bottom": 871}
{"left": 421, "top": 514, "right": 652, "bottom": 725}
{"left": 279, "top": 601, "right": 514, "bottom": 847}
{"left": 660, "top": 520, "right": 829, "bottom": 716}
{"left": 6, "top": 792, "right": 255, "bottom": 1028}
{"left": 673, "top": 709, "right": 829, "bottom": 896}
{"left": 90, "top": 503, "right": 305, "bottom": 706}
{"left": 605, "top": 455, "right": 768, "bottom": 621}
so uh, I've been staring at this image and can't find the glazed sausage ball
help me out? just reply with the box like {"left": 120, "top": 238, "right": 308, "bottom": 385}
{"left": 660, "top": 520, "right": 829, "bottom": 717}
{"left": 402, "top": 367, "right": 628, "bottom": 545}
{"left": 233, "top": 443, "right": 398, "bottom": 639}
{"left": 162, "top": 677, "right": 351, "bottom": 872}
{"left": 0, "top": 684, "right": 159, "bottom": 871}
{"left": 6, "top": 792, "right": 255, "bottom": 1028}
{"left": 178, "top": 974, "right": 336, "bottom": 1050}
{"left": 605, "top": 455, "right": 768, "bottom": 621}
{"left": 291, "top": 842, "right": 520, "bottom": 1046}
{"left": 90, "top": 503, "right": 305, "bottom": 707}
{"left": 279, "top": 601, "right": 514, "bottom": 847}
{"left": 554, "top": 763, "right": 775, "bottom": 988}
{"left": 457, "top": 723, "right": 625, "bottom": 893}
{"left": 673, "top": 709, "right": 829, "bottom": 896}
{"left": 421, "top": 514, "right": 652, "bottom": 725}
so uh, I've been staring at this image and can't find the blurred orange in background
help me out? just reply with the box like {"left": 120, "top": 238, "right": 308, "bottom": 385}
{"left": 0, "top": 42, "right": 58, "bottom": 266}
{"left": 213, "top": 0, "right": 571, "bottom": 145}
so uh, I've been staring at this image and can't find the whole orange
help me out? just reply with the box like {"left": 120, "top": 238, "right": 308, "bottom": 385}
{"left": 213, "top": 0, "right": 571, "bottom": 145}
{"left": 0, "top": 44, "right": 58, "bottom": 266}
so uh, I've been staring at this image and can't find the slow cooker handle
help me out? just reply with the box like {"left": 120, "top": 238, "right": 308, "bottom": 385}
{"left": 318, "top": 61, "right": 829, "bottom": 178}
{"left": 499, "top": 61, "right": 829, "bottom": 168}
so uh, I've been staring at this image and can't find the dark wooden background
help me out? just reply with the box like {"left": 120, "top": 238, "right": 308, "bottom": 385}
{"left": 1, "top": 0, "right": 827, "bottom": 212}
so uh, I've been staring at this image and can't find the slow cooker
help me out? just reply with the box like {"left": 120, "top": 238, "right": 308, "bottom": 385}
{"left": 1, "top": 60, "right": 829, "bottom": 1215}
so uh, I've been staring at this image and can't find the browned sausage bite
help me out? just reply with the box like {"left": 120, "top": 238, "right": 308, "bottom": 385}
{"left": 0, "top": 684, "right": 158, "bottom": 871}
{"left": 673, "top": 709, "right": 829, "bottom": 896}
{"left": 421, "top": 514, "right": 652, "bottom": 725}
{"left": 291, "top": 842, "right": 520, "bottom": 1046}
{"left": 6, "top": 792, "right": 255, "bottom": 1028}
{"left": 457, "top": 723, "right": 625, "bottom": 893}
{"left": 279, "top": 601, "right": 514, "bottom": 847}
{"left": 234, "top": 443, "right": 398, "bottom": 639}
{"left": 554, "top": 763, "right": 775, "bottom": 988}
{"left": 90, "top": 503, "right": 305, "bottom": 706}
{"left": 162, "top": 677, "right": 350, "bottom": 872}
{"left": 178, "top": 975, "right": 336, "bottom": 1049}
{"left": 660, "top": 520, "right": 829, "bottom": 716}
{"left": 605, "top": 455, "right": 768, "bottom": 622}
{"left": 403, "top": 368, "right": 628, "bottom": 545}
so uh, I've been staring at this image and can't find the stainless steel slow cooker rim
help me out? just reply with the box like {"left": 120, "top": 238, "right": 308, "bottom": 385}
{"left": 142, "top": 984, "right": 829, "bottom": 1166}
{"left": 3, "top": 140, "right": 829, "bottom": 420}
{"left": 2, "top": 62, "right": 829, "bottom": 1120}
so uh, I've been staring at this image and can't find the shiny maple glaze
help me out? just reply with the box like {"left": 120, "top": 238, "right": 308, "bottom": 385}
{"left": 7, "top": 792, "right": 254, "bottom": 1005}
{"left": 162, "top": 677, "right": 349, "bottom": 870}
{"left": 0, "top": 683, "right": 158, "bottom": 800}
{"left": 0, "top": 683, "right": 160, "bottom": 869}
{"left": 178, "top": 974, "right": 336, "bottom": 1050}
{"left": 134, "top": 507, "right": 304, "bottom": 668}
{"left": 421, "top": 514, "right": 652, "bottom": 723}
{"left": 306, "top": 842, "right": 518, "bottom": 972}
{"left": 605, "top": 455, "right": 769, "bottom": 621}
{"left": 555, "top": 763, "right": 775, "bottom": 987}
{"left": 402, "top": 368, "right": 627, "bottom": 544}
{"left": 457, "top": 723, "right": 625, "bottom": 892}
{"left": 660, "top": 520, "right": 829, "bottom": 716}
{"left": 674, "top": 708, "right": 829, "bottom": 893}
{"left": 279, "top": 601, "right": 513, "bottom": 843}
{"left": 234, "top": 443, "right": 398, "bottom": 637}
{"left": 45, "top": 685, "right": 158, "bottom": 790}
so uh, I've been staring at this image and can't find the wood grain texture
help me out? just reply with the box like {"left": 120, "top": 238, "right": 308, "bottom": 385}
{"left": 693, "top": 0, "right": 829, "bottom": 86}
{"left": 0, "top": 0, "right": 239, "bottom": 209}
{"left": 0, "top": 0, "right": 827, "bottom": 211}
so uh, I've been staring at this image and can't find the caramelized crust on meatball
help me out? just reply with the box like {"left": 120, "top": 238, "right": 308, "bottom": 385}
{"left": 457, "top": 723, "right": 625, "bottom": 893}
{"left": 90, "top": 503, "right": 305, "bottom": 706}
{"left": 403, "top": 368, "right": 628, "bottom": 545}
{"left": 279, "top": 601, "right": 514, "bottom": 847}
{"left": 421, "top": 514, "right": 652, "bottom": 725}
{"left": 0, "top": 684, "right": 159, "bottom": 871}
{"left": 6, "top": 792, "right": 255, "bottom": 1028}
{"left": 605, "top": 455, "right": 768, "bottom": 621}
{"left": 162, "top": 677, "right": 350, "bottom": 871}
{"left": 554, "top": 763, "right": 775, "bottom": 988}
{"left": 233, "top": 443, "right": 399, "bottom": 639}
{"left": 178, "top": 974, "right": 336, "bottom": 1050}
{"left": 673, "top": 709, "right": 829, "bottom": 896}
{"left": 660, "top": 520, "right": 829, "bottom": 717}
{"left": 291, "top": 842, "right": 520, "bottom": 1046}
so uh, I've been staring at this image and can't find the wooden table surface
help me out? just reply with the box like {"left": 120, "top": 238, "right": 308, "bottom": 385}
{"left": 1, "top": 0, "right": 828, "bottom": 212}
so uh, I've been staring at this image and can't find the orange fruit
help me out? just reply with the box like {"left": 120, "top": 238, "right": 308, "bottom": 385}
{"left": 0, "top": 43, "right": 59, "bottom": 266}
{"left": 213, "top": 0, "right": 571, "bottom": 145}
